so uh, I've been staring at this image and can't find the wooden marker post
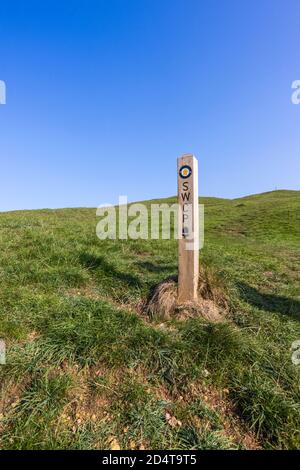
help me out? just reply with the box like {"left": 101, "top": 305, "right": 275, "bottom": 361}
{"left": 178, "top": 154, "right": 199, "bottom": 303}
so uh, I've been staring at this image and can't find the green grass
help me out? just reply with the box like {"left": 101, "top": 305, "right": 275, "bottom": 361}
{"left": 0, "top": 190, "right": 299, "bottom": 449}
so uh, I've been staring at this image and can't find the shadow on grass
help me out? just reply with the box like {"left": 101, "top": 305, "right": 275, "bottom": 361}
{"left": 238, "top": 282, "right": 300, "bottom": 321}
{"left": 79, "top": 253, "right": 142, "bottom": 288}
{"left": 136, "top": 260, "right": 177, "bottom": 273}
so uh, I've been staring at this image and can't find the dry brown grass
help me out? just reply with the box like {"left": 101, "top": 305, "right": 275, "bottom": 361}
{"left": 144, "top": 267, "right": 228, "bottom": 322}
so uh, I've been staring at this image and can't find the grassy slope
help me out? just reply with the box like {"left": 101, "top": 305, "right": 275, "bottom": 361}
{"left": 0, "top": 190, "right": 299, "bottom": 449}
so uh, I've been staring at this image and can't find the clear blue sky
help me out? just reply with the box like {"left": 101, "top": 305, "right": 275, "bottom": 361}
{"left": 0, "top": 0, "right": 299, "bottom": 211}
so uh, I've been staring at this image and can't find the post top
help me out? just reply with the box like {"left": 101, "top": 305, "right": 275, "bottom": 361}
{"left": 178, "top": 153, "right": 197, "bottom": 162}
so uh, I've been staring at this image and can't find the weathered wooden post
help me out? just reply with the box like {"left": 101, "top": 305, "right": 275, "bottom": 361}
{"left": 178, "top": 154, "right": 199, "bottom": 302}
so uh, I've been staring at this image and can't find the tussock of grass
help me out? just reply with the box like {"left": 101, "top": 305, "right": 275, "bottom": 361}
{"left": 144, "top": 266, "right": 228, "bottom": 321}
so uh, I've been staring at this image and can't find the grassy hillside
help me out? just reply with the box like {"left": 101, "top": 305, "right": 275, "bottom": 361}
{"left": 0, "top": 190, "right": 299, "bottom": 449}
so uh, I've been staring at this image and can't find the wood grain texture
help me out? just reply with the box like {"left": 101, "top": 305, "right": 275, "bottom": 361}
{"left": 177, "top": 154, "right": 199, "bottom": 302}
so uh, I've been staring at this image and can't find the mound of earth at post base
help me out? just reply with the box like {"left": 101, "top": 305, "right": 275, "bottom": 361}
{"left": 143, "top": 267, "right": 228, "bottom": 322}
